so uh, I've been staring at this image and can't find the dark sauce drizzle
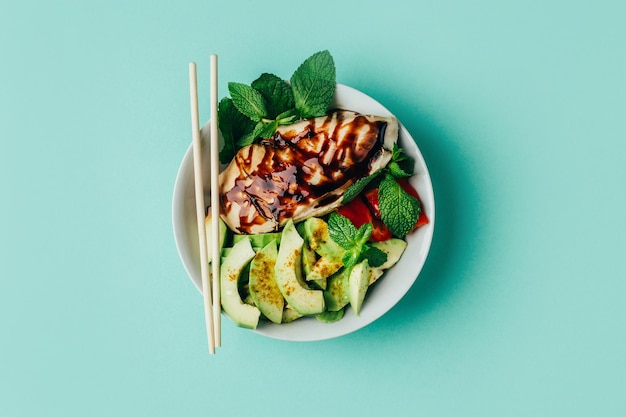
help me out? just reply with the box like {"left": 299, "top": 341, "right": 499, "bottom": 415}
{"left": 222, "top": 111, "right": 387, "bottom": 233}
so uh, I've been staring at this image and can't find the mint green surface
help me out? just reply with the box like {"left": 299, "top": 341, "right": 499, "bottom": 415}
{"left": 2, "top": 0, "right": 625, "bottom": 415}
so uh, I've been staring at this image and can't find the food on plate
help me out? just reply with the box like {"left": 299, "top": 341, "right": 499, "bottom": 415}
{"left": 219, "top": 110, "right": 398, "bottom": 234}
{"left": 207, "top": 50, "right": 429, "bottom": 329}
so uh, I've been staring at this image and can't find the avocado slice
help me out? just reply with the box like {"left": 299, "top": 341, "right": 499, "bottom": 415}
{"left": 233, "top": 232, "right": 280, "bottom": 250}
{"left": 248, "top": 240, "right": 284, "bottom": 324}
{"left": 282, "top": 304, "right": 304, "bottom": 323}
{"left": 349, "top": 260, "right": 370, "bottom": 316}
{"left": 301, "top": 237, "right": 327, "bottom": 290}
{"left": 205, "top": 211, "right": 229, "bottom": 263}
{"left": 368, "top": 238, "right": 408, "bottom": 285}
{"left": 323, "top": 267, "right": 351, "bottom": 311}
{"left": 303, "top": 217, "right": 345, "bottom": 259}
{"left": 307, "top": 256, "right": 342, "bottom": 283}
{"left": 316, "top": 308, "right": 345, "bottom": 323}
{"left": 220, "top": 237, "right": 261, "bottom": 329}
{"left": 303, "top": 217, "right": 345, "bottom": 281}
{"left": 274, "top": 220, "right": 325, "bottom": 315}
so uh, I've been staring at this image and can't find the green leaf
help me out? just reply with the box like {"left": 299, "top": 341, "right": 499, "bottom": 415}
{"left": 390, "top": 143, "right": 415, "bottom": 177}
{"left": 378, "top": 175, "right": 421, "bottom": 238}
{"left": 341, "top": 251, "right": 360, "bottom": 270}
{"left": 328, "top": 213, "right": 380, "bottom": 269}
{"left": 251, "top": 73, "right": 295, "bottom": 119}
{"left": 228, "top": 82, "right": 269, "bottom": 122}
{"left": 355, "top": 222, "right": 373, "bottom": 246}
{"left": 218, "top": 97, "right": 255, "bottom": 164}
{"left": 290, "top": 50, "right": 336, "bottom": 118}
{"left": 387, "top": 161, "right": 412, "bottom": 178}
{"left": 236, "top": 120, "right": 279, "bottom": 147}
{"left": 362, "top": 246, "right": 387, "bottom": 268}
{"left": 236, "top": 131, "right": 256, "bottom": 147}
{"left": 341, "top": 172, "right": 382, "bottom": 204}
{"left": 327, "top": 213, "right": 358, "bottom": 250}
{"left": 276, "top": 108, "right": 299, "bottom": 126}
{"left": 257, "top": 119, "right": 278, "bottom": 139}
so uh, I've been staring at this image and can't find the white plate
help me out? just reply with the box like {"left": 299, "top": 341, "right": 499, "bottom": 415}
{"left": 172, "top": 84, "right": 435, "bottom": 341}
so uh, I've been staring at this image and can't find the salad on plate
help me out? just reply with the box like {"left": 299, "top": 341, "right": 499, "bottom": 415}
{"left": 205, "top": 51, "right": 430, "bottom": 330}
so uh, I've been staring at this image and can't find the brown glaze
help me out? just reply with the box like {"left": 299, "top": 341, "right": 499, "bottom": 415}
{"left": 220, "top": 111, "right": 392, "bottom": 234}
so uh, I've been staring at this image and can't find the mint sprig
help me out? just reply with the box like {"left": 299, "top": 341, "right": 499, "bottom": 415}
{"left": 327, "top": 213, "right": 387, "bottom": 269}
{"left": 228, "top": 82, "right": 268, "bottom": 122}
{"left": 340, "top": 144, "right": 421, "bottom": 239}
{"left": 217, "top": 97, "right": 255, "bottom": 164}
{"left": 378, "top": 174, "right": 421, "bottom": 238}
{"left": 341, "top": 173, "right": 381, "bottom": 205}
{"left": 218, "top": 50, "right": 336, "bottom": 157}
{"left": 387, "top": 143, "right": 414, "bottom": 178}
{"left": 341, "top": 144, "right": 413, "bottom": 203}
{"left": 290, "top": 50, "right": 336, "bottom": 118}
{"left": 251, "top": 73, "right": 295, "bottom": 119}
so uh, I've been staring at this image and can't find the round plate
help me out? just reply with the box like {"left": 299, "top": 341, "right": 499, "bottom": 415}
{"left": 172, "top": 84, "right": 435, "bottom": 341}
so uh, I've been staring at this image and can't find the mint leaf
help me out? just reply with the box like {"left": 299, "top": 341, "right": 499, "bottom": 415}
{"left": 341, "top": 172, "right": 382, "bottom": 204}
{"left": 218, "top": 97, "right": 254, "bottom": 164}
{"left": 362, "top": 246, "right": 387, "bottom": 268}
{"left": 236, "top": 120, "right": 278, "bottom": 146}
{"left": 256, "top": 119, "right": 278, "bottom": 139}
{"left": 327, "top": 213, "right": 358, "bottom": 250}
{"left": 290, "top": 50, "right": 336, "bottom": 118}
{"left": 378, "top": 175, "right": 421, "bottom": 238}
{"left": 341, "top": 251, "right": 360, "bottom": 270}
{"left": 328, "top": 213, "right": 382, "bottom": 269}
{"left": 251, "top": 73, "right": 295, "bottom": 119}
{"left": 228, "top": 82, "right": 269, "bottom": 122}
{"left": 387, "top": 161, "right": 412, "bottom": 178}
{"left": 355, "top": 222, "right": 373, "bottom": 246}
{"left": 276, "top": 108, "right": 299, "bottom": 126}
{"left": 390, "top": 144, "right": 415, "bottom": 178}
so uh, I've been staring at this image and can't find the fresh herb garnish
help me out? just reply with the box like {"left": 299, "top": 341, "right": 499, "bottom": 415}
{"left": 251, "top": 73, "right": 295, "bottom": 119}
{"left": 387, "top": 143, "right": 415, "bottom": 179}
{"left": 341, "top": 173, "right": 381, "bottom": 204}
{"left": 290, "top": 50, "right": 336, "bottom": 119}
{"left": 341, "top": 143, "right": 420, "bottom": 238}
{"left": 327, "top": 213, "right": 387, "bottom": 269}
{"left": 217, "top": 97, "right": 255, "bottom": 163}
{"left": 378, "top": 174, "right": 421, "bottom": 238}
{"left": 218, "top": 50, "right": 336, "bottom": 163}
{"left": 227, "top": 82, "right": 269, "bottom": 123}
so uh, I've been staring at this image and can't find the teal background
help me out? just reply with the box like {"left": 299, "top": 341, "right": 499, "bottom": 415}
{"left": 2, "top": 0, "right": 625, "bottom": 415}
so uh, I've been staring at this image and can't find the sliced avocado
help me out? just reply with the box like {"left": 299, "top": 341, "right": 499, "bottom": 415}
{"left": 205, "top": 211, "right": 229, "bottom": 263}
{"left": 274, "top": 219, "right": 325, "bottom": 315}
{"left": 248, "top": 240, "right": 284, "bottom": 324}
{"left": 316, "top": 308, "right": 345, "bottom": 323}
{"left": 220, "top": 237, "right": 261, "bottom": 329}
{"left": 349, "top": 260, "right": 370, "bottom": 316}
{"left": 301, "top": 238, "right": 327, "bottom": 289}
{"left": 303, "top": 217, "right": 345, "bottom": 282}
{"left": 282, "top": 304, "right": 304, "bottom": 323}
{"left": 323, "top": 267, "right": 351, "bottom": 311}
{"left": 233, "top": 232, "right": 280, "bottom": 249}
{"left": 307, "top": 256, "right": 343, "bottom": 282}
{"left": 303, "top": 217, "right": 345, "bottom": 260}
{"left": 368, "top": 238, "right": 408, "bottom": 285}
{"left": 301, "top": 236, "right": 317, "bottom": 277}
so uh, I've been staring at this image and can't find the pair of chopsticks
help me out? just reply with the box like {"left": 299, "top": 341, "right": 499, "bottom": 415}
{"left": 189, "top": 55, "right": 221, "bottom": 354}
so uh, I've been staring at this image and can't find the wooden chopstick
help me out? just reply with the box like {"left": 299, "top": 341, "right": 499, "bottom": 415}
{"left": 189, "top": 61, "right": 216, "bottom": 354}
{"left": 209, "top": 54, "right": 222, "bottom": 347}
